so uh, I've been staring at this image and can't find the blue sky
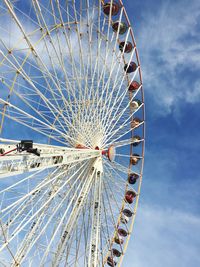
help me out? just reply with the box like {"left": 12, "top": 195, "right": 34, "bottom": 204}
{"left": 123, "top": 0, "right": 200, "bottom": 266}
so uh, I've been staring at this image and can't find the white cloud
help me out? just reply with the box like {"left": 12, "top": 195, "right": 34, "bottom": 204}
{"left": 123, "top": 204, "right": 200, "bottom": 267}
{"left": 186, "top": 80, "right": 200, "bottom": 103}
{"left": 0, "top": 4, "right": 127, "bottom": 83}
{"left": 135, "top": 0, "right": 200, "bottom": 115}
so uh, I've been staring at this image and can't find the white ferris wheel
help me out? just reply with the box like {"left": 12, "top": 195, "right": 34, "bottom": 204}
{"left": 0, "top": 0, "right": 145, "bottom": 266}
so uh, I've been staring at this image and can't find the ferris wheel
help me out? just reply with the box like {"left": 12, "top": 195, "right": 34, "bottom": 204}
{"left": 0, "top": 0, "right": 145, "bottom": 266}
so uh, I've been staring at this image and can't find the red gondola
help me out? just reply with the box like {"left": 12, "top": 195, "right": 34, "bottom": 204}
{"left": 128, "top": 81, "right": 140, "bottom": 91}
{"left": 119, "top": 41, "right": 133, "bottom": 53}
{"left": 103, "top": 1, "right": 120, "bottom": 16}
{"left": 124, "top": 62, "right": 137, "bottom": 73}
{"left": 125, "top": 190, "right": 137, "bottom": 204}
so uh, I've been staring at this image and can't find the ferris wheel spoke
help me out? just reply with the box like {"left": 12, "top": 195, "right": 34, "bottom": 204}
{"left": 62, "top": 193, "right": 94, "bottom": 267}
{"left": 84, "top": 1, "right": 102, "bottom": 108}
{"left": 106, "top": 76, "right": 141, "bottom": 122}
{"left": 0, "top": 166, "right": 66, "bottom": 217}
{"left": 102, "top": 102, "right": 144, "bottom": 147}
{"left": 106, "top": 81, "right": 143, "bottom": 138}
{"left": 57, "top": 1, "right": 87, "bottom": 102}
{"left": 85, "top": 19, "right": 113, "bottom": 122}
{"left": 2, "top": 1, "right": 92, "bottom": 144}
{"left": 3, "top": 0, "right": 69, "bottom": 107}
{"left": 62, "top": 224, "right": 79, "bottom": 266}
{"left": 0, "top": 52, "right": 72, "bottom": 137}
{"left": 9, "top": 168, "right": 82, "bottom": 266}
{"left": 0, "top": 33, "right": 66, "bottom": 120}
{"left": 10, "top": 207, "right": 48, "bottom": 266}
{"left": 98, "top": 43, "right": 132, "bottom": 126}
{"left": 104, "top": 158, "right": 129, "bottom": 176}
{"left": 105, "top": 120, "right": 144, "bottom": 149}
{"left": 71, "top": 0, "right": 87, "bottom": 78}
{"left": 0, "top": 185, "right": 51, "bottom": 258}
{"left": 31, "top": 0, "right": 77, "bottom": 108}
{"left": 0, "top": 161, "right": 87, "bottom": 218}
{"left": 92, "top": 7, "right": 125, "bottom": 121}
{"left": 105, "top": 159, "right": 140, "bottom": 182}
{"left": 68, "top": 201, "right": 90, "bottom": 266}
{"left": 7, "top": 183, "right": 52, "bottom": 238}
{"left": 66, "top": 1, "right": 95, "bottom": 134}
{"left": 0, "top": 98, "right": 92, "bottom": 146}
{"left": 101, "top": 25, "right": 133, "bottom": 98}
{"left": 2, "top": 65, "right": 90, "bottom": 148}
{"left": 51, "top": 173, "right": 98, "bottom": 266}
{"left": 101, "top": 66, "right": 139, "bottom": 132}
{"left": 11, "top": 164, "right": 88, "bottom": 266}
{"left": 40, "top": 160, "right": 96, "bottom": 266}
{"left": 109, "top": 137, "right": 144, "bottom": 148}
{"left": 101, "top": 179, "right": 122, "bottom": 255}
{"left": 0, "top": 76, "right": 69, "bottom": 131}
{"left": 105, "top": 179, "right": 134, "bottom": 215}
{"left": 64, "top": 183, "right": 101, "bottom": 267}
{"left": 89, "top": 70, "right": 139, "bottom": 147}
{"left": 0, "top": 69, "right": 65, "bottom": 124}
{"left": 102, "top": 44, "right": 141, "bottom": 126}
{"left": 58, "top": 165, "right": 94, "bottom": 266}
{"left": 104, "top": 160, "right": 139, "bottom": 209}
{"left": 4, "top": 195, "right": 53, "bottom": 264}
{"left": 100, "top": 41, "right": 138, "bottom": 120}
{"left": 60, "top": 190, "right": 92, "bottom": 267}
{"left": 52, "top": 1, "right": 101, "bottom": 146}
{"left": 103, "top": 166, "right": 127, "bottom": 214}
{"left": 102, "top": 82, "right": 140, "bottom": 137}
{"left": 0, "top": 163, "right": 81, "bottom": 231}
{"left": 81, "top": 2, "right": 99, "bottom": 121}
{"left": 100, "top": 6, "right": 123, "bottom": 83}
{"left": 4, "top": 45, "right": 86, "bottom": 134}
{"left": 48, "top": 2, "right": 84, "bottom": 118}
{"left": 0, "top": 46, "right": 64, "bottom": 106}
{"left": 85, "top": 1, "right": 104, "bottom": 118}
{"left": 0, "top": 161, "right": 89, "bottom": 255}
{"left": 103, "top": 176, "right": 121, "bottom": 219}
{"left": 0, "top": 167, "right": 49, "bottom": 197}
{"left": 0, "top": 183, "right": 40, "bottom": 224}
{"left": 100, "top": 195, "right": 114, "bottom": 264}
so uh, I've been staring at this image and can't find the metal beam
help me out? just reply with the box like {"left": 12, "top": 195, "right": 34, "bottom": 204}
{"left": 0, "top": 140, "right": 100, "bottom": 178}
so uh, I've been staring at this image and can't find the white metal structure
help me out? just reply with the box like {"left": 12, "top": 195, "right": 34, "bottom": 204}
{"left": 0, "top": 0, "right": 145, "bottom": 266}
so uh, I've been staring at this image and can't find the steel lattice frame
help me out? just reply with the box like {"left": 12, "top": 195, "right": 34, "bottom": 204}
{"left": 0, "top": 0, "right": 145, "bottom": 266}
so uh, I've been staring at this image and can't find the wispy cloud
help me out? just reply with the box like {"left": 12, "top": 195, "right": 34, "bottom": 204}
{"left": 123, "top": 204, "right": 200, "bottom": 267}
{"left": 186, "top": 80, "right": 200, "bottom": 103}
{"left": 135, "top": 0, "right": 200, "bottom": 116}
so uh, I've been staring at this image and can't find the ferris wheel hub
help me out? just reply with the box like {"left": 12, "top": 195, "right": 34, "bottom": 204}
{"left": 75, "top": 144, "right": 116, "bottom": 162}
{"left": 102, "top": 145, "right": 116, "bottom": 162}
